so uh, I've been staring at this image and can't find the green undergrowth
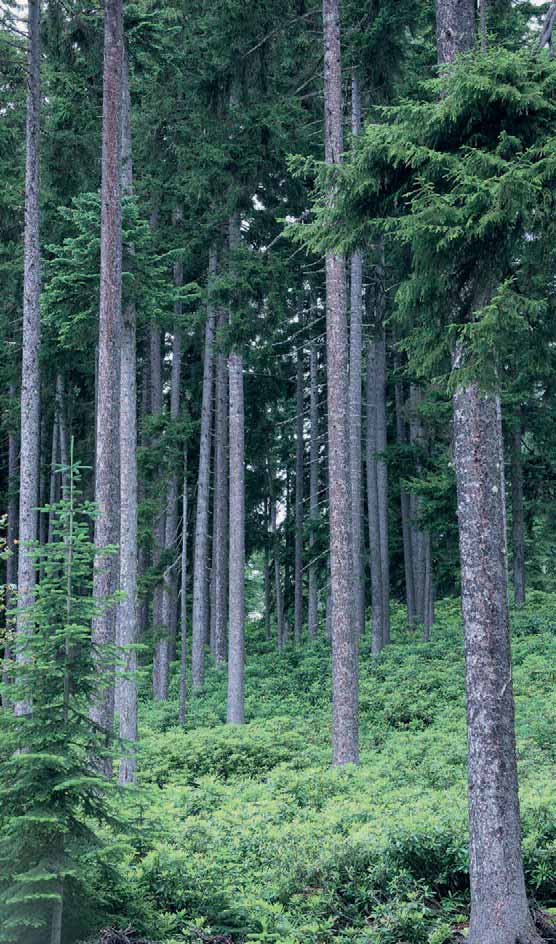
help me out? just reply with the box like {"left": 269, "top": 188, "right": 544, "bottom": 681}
{"left": 99, "top": 593, "right": 556, "bottom": 943}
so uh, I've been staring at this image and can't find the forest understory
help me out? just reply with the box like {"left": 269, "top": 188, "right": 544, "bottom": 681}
{"left": 67, "top": 593, "right": 556, "bottom": 944}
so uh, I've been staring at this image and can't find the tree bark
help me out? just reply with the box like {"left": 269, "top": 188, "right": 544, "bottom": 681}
{"left": 436, "top": 0, "right": 540, "bottom": 937}
{"left": 55, "top": 374, "right": 69, "bottom": 498}
{"left": 212, "top": 306, "right": 229, "bottom": 666}
{"left": 271, "top": 491, "right": 285, "bottom": 650}
{"left": 15, "top": 0, "right": 42, "bottom": 718}
{"left": 323, "top": 0, "right": 359, "bottom": 765}
{"left": 47, "top": 410, "right": 60, "bottom": 546}
{"left": 375, "top": 321, "right": 390, "bottom": 645}
{"left": 227, "top": 348, "right": 245, "bottom": 723}
{"left": 511, "top": 413, "right": 525, "bottom": 607}
{"left": 366, "top": 343, "right": 384, "bottom": 656}
{"left": 394, "top": 376, "right": 416, "bottom": 627}
{"left": 264, "top": 500, "right": 272, "bottom": 641}
{"left": 294, "top": 345, "right": 304, "bottom": 643}
{"left": 117, "top": 48, "right": 138, "bottom": 784}
{"left": 349, "top": 76, "right": 365, "bottom": 640}
{"left": 191, "top": 250, "right": 217, "bottom": 689}
{"left": 91, "top": 0, "right": 123, "bottom": 759}
{"left": 149, "top": 314, "right": 166, "bottom": 702}
{"left": 179, "top": 449, "right": 188, "bottom": 725}
{"left": 2, "top": 389, "right": 18, "bottom": 704}
{"left": 308, "top": 340, "right": 320, "bottom": 638}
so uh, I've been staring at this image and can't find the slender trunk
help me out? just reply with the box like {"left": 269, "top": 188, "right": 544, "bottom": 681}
{"left": 271, "top": 493, "right": 285, "bottom": 649}
{"left": 47, "top": 411, "right": 60, "bottom": 545}
{"left": 349, "top": 76, "right": 365, "bottom": 640}
{"left": 118, "top": 50, "right": 138, "bottom": 783}
{"left": 264, "top": 501, "right": 271, "bottom": 641}
{"left": 373, "top": 250, "right": 390, "bottom": 645}
{"left": 394, "top": 377, "right": 416, "bottom": 627}
{"left": 511, "top": 413, "right": 525, "bottom": 606}
{"left": 409, "top": 384, "right": 427, "bottom": 625}
{"left": 308, "top": 340, "right": 320, "bottom": 638}
{"left": 2, "top": 396, "right": 18, "bottom": 703}
{"left": 226, "top": 349, "right": 245, "bottom": 723}
{"left": 366, "top": 343, "right": 384, "bottom": 655}
{"left": 212, "top": 307, "right": 229, "bottom": 666}
{"left": 150, "top": 317, "right": 166, "bottom": 700}
{"left": 15, "top": 0, "right": 42, "bottom": 717}
{"left": 179, "top": 450, "right": 188, "bottom": 725}
{"left": 294, "top": 346, "right": 304, "bottom": 643}
{"left": 55, "top": 374, "right": 69, "bottom": 498}
{"left": 91, "top": 0, "right": 123, "bottom": 759}
{"left": 50, "top": 885, "right": 63, "bottom": 944}
{"left": 191, "top": 250, "right": 217, "bottom": 689}
{"left": 38, "top": 415, "right": 47, "bottom": 556}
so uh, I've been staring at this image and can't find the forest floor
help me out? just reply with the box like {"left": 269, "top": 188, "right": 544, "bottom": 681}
{"left": 86, "top": 592, "right": 556, "bottom": 944}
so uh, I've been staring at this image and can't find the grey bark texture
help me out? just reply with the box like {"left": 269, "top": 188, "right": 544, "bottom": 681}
{"left": 511, "top": 414, "right": 526, "bottom": 607}
{"left": 226, "top": 349, "right": 245, "bottom": 723}
{"left": 150, "top": 318, "right": 166, "bottom": 701}
{"left": 212, "top": 306, "right": 229, "bottom": 666}
{"left": 264, "top": 504, "right": 272, "bottom": 641}
{"left": 375, "top": 322, "right": 390, "bottom": 645}
{"left": 179, "top": 450, "right": 188, "bottom": 725}
{"left": 55, "top": 374, "right": 69, "bottom": 498}
{"left": 349, "top": 77, "right": 365, "bottom": 640}
{"left": 394, "top": 377, "right": 416, "bottom": 627}
{"left": 366, "top": 343, "right": 384, "bottom": 656}
{"left": 323, "top": 0, "right": 359, "bottom": 765}
{"left": 90, "top": 0, "right": 123, "bottom": 758}
{"left": 294, "top": 346, "right": 304, "bottom": 643}
{"left": 271, "top": 491, "right": 285, "bottom": 650}
{"left": 409, "top": 384, "right": 431, "bottom": 633}
{"left": 308, "top": 339, "right": 319, "bottom": 638}
{"left": 16, "top": 0, "right": 42, "bottom": 717}
{"left": 2, "top": 390, "right": 18, "bottom": 704}
{"left": 453, "top": 381, "right": 538, "bottom": 944}
{"left": 191, "top": 250, "right": 217, "bottom": 689}
{"left": 47, "top": 410, "right": 60, "bottom": 546}
{"left": 437, "top": 0, "right": 540, "bottom": 938}
{"left": 117, "top": 50, "right": 138, "bottom": 784}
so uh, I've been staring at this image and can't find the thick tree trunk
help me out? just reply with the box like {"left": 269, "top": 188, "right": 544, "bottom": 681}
{"left": 511, "top": 414, "right": 526, "bottom": 607}
{"left": 349, "top": 76, "right": 365, "bottom": 640}
{"left": 437, "top": 0, "right": 539, "bottom": 937}
{"left": 294, "top": 346, "right": 304, "bottom": 643}
{"left": 191, "top": 251, "right": 217, "bottom": 689}
{"left": 91, "top": 0, "right": 123, "bottom": 758}
{"left": 117, "top": 50, "right": 138, "bottom": 784}
{"left": 323, "top": 0, "right": 358, "bottom": 765}
{"left": 308, "top": 340, "right": 320, "bottom": 638}
{"left": 226, "top": 349, "right": 245, "bottom": 723}
{"left": 212, "top": 307, "right": 228, "bottom": 666}
{"left": 453, "top": 382, "right": 538, "bottom": 944}
{"left": 179, "top": 450, "right": 188, "bottom": 725}
{"left": 15, "top": 0, "right": 42, "bottom": 718}
{"left": 366, "top": 343, "right": 384, "bottom": 656}
{"left": 394, "top": 377, "right": 416, "bottom": 627}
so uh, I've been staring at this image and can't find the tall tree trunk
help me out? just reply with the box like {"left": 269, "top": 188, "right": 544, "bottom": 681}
{"left": 2, "top": 390, "right": 18, "bottom": 704}
{"left": 409, "top": 384, "right": 428, "bottom": 626}
{"left": 394, "top": 376, "right": 416, "bottom": 627}
{"left": 117, "top": 48, "right": 138, "bottom": 784}
{"left": 191, "top": 250, "right": 217, "bottom": 689}
{"left": 511, "top": 413, "right": 525, "bottom": 607}
{"left": 264, "top": 500, "right": 271, "bottom": 641}
{"left": 323, "top": 0, "right": 359, "bottom": 765}
{"left": 366, "top": 343, "right": 384, "bottom": 656}
{"left": 437, "top": 1, "right": 540, "bottom": 939}
{"left": 349, "top": 76, "right": 365, "bottom": 640}
{"left": 308, "top": 339, "right": 320, "bottom": 638}
{"left": 149, "top": 316, "right": 165, "bottom": 701}
{"left": 270, "top": 491, "right": 285, "bottom": 649}
{"left": 91, "top": 0, "right": 123, "bottom": 760}
{"left": 47, "top": 410, "right": 60, "bottom": 546}
{"left": 212, "top": 306, "right": 228, "bottom": 667}
{"left": 179, "top": 449, "right": 188, "bottom": 725}
{"left": 227, "top": 347, "right": 245, "bottom": 723}
{"left": 55, "top": 374, "right": 69, "bottom": 498}
{"left": 374, "top": 254, "right": 390, "bottom": 645}
{"left": 15, "top": 0, "right": 42, "bottom": 717}
{"left": 294, "top": 345, "right": 304, "bottom": 643}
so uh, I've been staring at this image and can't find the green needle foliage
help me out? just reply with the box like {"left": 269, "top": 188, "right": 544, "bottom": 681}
{"left": 0, "top": 452, "right": 121, "bottom": 944}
